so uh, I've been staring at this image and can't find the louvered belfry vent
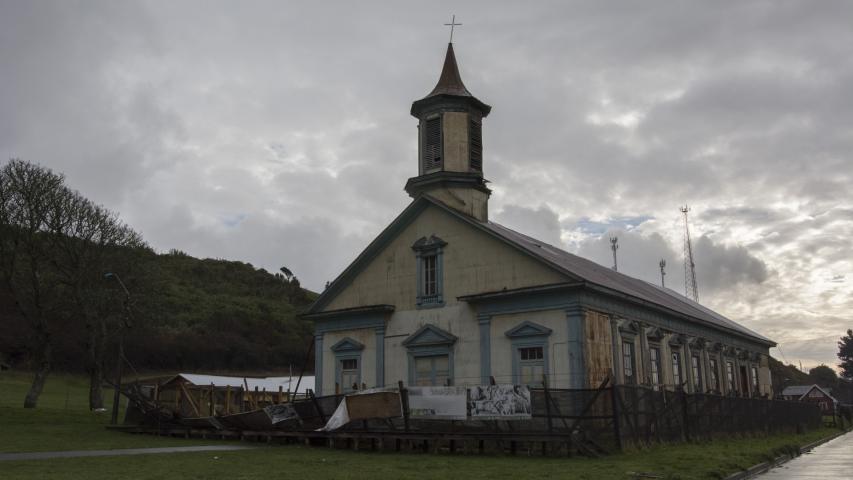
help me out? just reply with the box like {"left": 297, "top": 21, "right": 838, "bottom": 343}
{"left": 424, "top": 117, "right": 442, "bottom": 171}
{"left": 469, "top": 118, "right": 482, "bottom": 171}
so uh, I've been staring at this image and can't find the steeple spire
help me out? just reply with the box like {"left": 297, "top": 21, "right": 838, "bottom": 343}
{"left": 428, "top": 43, "right": 472, "bottom": 98}
{"left": 407, "top": 42, "right": 492, "bottom": 222}
{"left": 411, "top": 44, "right": 491, "bottom": 117}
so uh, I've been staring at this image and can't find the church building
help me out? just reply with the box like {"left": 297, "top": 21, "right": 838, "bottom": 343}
{"left": 305, "top": 43, "right": 775, "bottom": 397}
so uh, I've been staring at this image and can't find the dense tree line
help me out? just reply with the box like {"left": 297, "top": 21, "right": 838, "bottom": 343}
{"left": 838, "top": 329, "right": 853, "bottom": 379}
{"left": 0, "top": 159, "right": 315, "bottom": 409}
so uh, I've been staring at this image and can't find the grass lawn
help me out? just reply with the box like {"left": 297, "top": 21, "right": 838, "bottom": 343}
{"left": 0, "top": 371, "right": 228, "bottom": 453}
{"left": 0, "top": 371, "right": 845, "bottom": 479}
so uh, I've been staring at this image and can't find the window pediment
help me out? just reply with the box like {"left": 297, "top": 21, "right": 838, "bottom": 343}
{"left": 403, "top": 324, "right": 457, "bottom": 348}
{"left": 645, "top": 326, "right": 666, "bottom": 341}
{"left": 617, "top": 319, "right": 640, "bottom": 341}
{"left": 330, "top": 337, "right": 365, "bottom": 353}
{"left": 505, "top": 321, "right": 553, "bottom": 339}
{"left": 411, "top": 235, "right": 447, "bottom": 252}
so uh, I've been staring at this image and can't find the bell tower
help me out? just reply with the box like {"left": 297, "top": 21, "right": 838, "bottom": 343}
{"left": 406, "top": 43, "right": 492, "bottom": 221}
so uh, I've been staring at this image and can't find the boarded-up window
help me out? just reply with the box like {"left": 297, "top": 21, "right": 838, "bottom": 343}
{"left": 751, "top": 365, "right": 759, "bottom": 392}
{"left": 691, "top": 355, "right": 702, "bottom": 391}
{"left": 672, "top": 350, "right": 683, "bottom": 387}
{"left": 423, "top": 117, "right": 442, "bottom": 171}
{"left": 414, "top": 355, "right": 450, "bottom": 386}
{"left": 649, "top": 347, "right": 661, "bottom": 390}
{"left": 340, "top": 358, "right": 359, "bottom": 393}
{"left": 469, "top": 118, "right": 482, "bottom": 171}
{"left": 622, "top": 341, "right": 635, "bottom": 384}
{"left": 726, "top": 361, "right": 736, "bottom": 392}
{"left": 709, "top": 358, "right": 720, "bottom": 392}
{"left": 518, "top": 346, "right": 545, "bottom": 387}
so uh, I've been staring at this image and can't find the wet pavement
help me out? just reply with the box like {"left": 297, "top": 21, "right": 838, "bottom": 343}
{"left": 0, "top": 445, "right": 254, "bottom": 462}
{"left": 755, "top": 431, "right": 851, "bottom": 479}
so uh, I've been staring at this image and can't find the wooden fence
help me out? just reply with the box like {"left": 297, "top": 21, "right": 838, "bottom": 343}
{"left": 119, "top": 380, "right": 823, "bottom": 456}
{"left": 611, "top": 385, "right": 822, "bottom": 448}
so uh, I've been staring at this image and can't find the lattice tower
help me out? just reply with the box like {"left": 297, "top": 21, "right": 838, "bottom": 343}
{"left": 681, "top": 206, "right": 699, "bottom": 301}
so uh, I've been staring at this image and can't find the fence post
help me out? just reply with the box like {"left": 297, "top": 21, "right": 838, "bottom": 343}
{"left": 398, "top": 380, "right": 410, "bottom": 432}
{"left": 610, "top": 385, "right": 623, "bottom": 451}
{"left": 543, "top": 374, "right": 553, "bottom": 434}
{"left": 309, "top": 390, "right": 327, "bottom": 424}
{"left": 681, "top": 387, "right": 690, "bottom": 442}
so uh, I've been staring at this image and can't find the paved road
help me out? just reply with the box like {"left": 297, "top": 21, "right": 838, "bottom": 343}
{"left": 756, "top": 432, "right": 851, "bottom": 479}
{"left": 0, "top": 445, "right": 255, "bottom": 462}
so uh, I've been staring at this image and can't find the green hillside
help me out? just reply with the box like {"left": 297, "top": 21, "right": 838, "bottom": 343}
{"left": 1, "top": 248, "right": 317, "bottom": 374}
{"left": 768, "top": 356, "right": 810, "bottom": 394}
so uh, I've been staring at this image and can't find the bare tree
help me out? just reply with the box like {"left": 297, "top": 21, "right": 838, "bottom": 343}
{"left": 0, "top": 159, "right": 144, "bottom": 408}
{"left": 49, "top": 191, "right": 144, "bottom": 409}
{"left": 0, "top": 160, "right": 67, "bottom": 408}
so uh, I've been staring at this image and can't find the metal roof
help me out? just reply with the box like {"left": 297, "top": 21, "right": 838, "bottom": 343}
{"left": 781, "top": 385, "right": 815, "bottom": 397}
{"left": 307, "top": 194, "right": 774, "bottom": 347}
{"left": 480, "top": 220, "right": 774, "bottom": 345}
{"left": 782, "top": 384, "right": 837, "bottom": 402}
{"left": 172, "top": 373, "right": 315, "bottom": 395}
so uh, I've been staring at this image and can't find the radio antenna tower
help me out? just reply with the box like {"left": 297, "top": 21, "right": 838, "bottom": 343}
{"left": 659, "top": 259, "right": 666, "bottom": 288}
{"left": 610, "top": 236, "right": 619, "bottom": 272}
{"left": 680, "top": 206, "right": 699, "bottom": 301}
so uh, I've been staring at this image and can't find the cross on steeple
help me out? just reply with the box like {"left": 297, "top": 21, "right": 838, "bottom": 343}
{"left": 444, "top": 15, "right": 462, "bottom": 43}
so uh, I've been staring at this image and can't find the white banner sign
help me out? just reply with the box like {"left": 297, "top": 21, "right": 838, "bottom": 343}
{"left": 407, "top": 386, "right": 467, "bottom": 420}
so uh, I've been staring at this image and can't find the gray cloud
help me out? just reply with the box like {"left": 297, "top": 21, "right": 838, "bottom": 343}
{"left": 493, "top": 204, "right": 563, "bottom": 248}
{"left": 693, "top": 236, "right": 770, "bottom": 293}
{"left": 1, "top": 0, "right": 851, "bottom": 369}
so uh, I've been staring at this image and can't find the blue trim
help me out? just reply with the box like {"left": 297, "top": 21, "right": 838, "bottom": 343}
{"left": 505, "top": 320, "right": 553, "bottom": 338}
{"left": 416, "top": 250, "right": 423, "bottom": 304}
{"left": 510, "top": 337, "right": 550, "bottom": 387}
{"left": 330, "top": 337, "right": 364, "bottom": 393}
{"left": 375, "top": 326, "right": 385, "bottom": 388}
{"left": 314, "top": 311, "right": 386, "bottom": 334}
{"left": 505, "top": 319, "right": 552, "bottom": 386}
{"left": 402, "top": 324, "right": 458, "bottom": 347}
{"left": 314, "top": 334, "right": 323, "bottom": 396}
{"left": 566, "top": 306, "right": 586, "bottom": 388}
{"left": 330, "top": 337, "right": 365, "bottom": 352}
{"left": 404, "top": 323, "right": 457, "bottom": 386}
{"left": 334, "top": 351, "right": 362, "bottom": 393}
{"left": 415, "top": 244, "right": 445, "bottom": 308}
{"left": 479, "top": 314, "right": 491, "bottom": 384}
{"left": 473, "top": 289, "right": 577, "bottom": 317}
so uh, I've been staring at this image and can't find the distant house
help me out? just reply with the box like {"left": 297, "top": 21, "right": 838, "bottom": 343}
{"left": 142, "top": 373, "right": 316, "bottom": 419}
{"left": 164, "top": 373, "right": 315, "bottom": 397}
{"left": 781, "top": 384, "right": 837, "bottom": 413}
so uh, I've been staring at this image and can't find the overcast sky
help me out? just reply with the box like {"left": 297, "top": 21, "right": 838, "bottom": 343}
{"left": 2, "top": 1, "right": 851, "bottom": 371}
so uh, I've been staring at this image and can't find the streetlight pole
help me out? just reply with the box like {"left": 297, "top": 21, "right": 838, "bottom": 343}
{"left": 105, "top": 272, "right": 131, "bottom": 425}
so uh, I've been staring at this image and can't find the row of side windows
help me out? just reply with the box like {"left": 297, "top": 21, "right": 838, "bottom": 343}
{"left": 336, "top": 346, "right": 759, "bottom": 393}
{"left": 621, "top": 340, "right": 761, "bottom": 395}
